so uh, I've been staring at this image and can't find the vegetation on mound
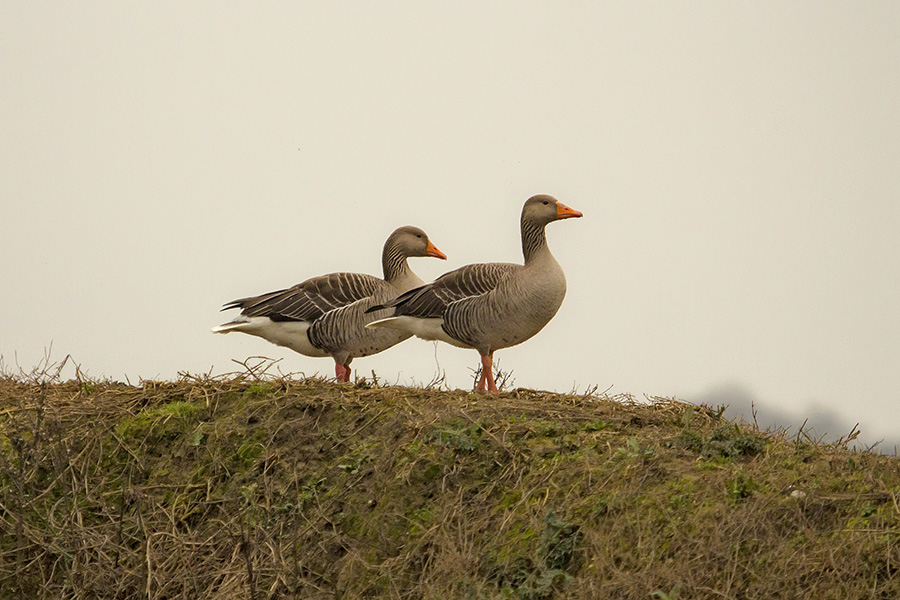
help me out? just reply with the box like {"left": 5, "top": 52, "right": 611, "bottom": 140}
{"left": 1, "top": 365, "right": 899, "bottom": 599}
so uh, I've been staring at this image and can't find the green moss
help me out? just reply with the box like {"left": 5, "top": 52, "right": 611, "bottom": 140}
{"left": 424, "top": 420, "right": 482, "bottom": 452}
{"left": 581, "top": 418, "right": 609, "bottom": 433}
{"left": 499, "top": 489, "right": 523, "bottom": 510}
{"left": 422, "top": 462, "right": 442, "bottom": 482}
{"left": 244, "top": 383, "right": 273, "bottom": 397}
{"left": 115, "top": 399, "right": 203, "bottom": 441}
{"left": 236, "top": 441, "right": 264, "bottom": 464}
{"left": 408, "top": 507, "right": 436, "bottom": 536}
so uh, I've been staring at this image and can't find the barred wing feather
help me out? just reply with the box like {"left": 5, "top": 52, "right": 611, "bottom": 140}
{"left": 224, "top": 272, "right": 384, "bottom": 322}
{"left": 382, "top": 263, "right": 518, "bottom": 318}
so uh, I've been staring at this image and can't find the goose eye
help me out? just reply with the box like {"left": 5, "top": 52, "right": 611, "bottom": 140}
{"left": 416, "top": 234, "right": 423, "bottom": 239}
{"left": 542, "top": 200, "right": 550, "bottom": 205}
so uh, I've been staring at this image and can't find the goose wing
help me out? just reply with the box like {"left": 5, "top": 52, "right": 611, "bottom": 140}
{"left": 371, "top": 262, "right": 519, "bottom": 318}
{"left": 224, "top": 272, "right": 384, "bottom": 322}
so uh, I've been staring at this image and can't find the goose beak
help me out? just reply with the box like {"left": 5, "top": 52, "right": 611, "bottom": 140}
{"left": 556, "top": 201, "right": 583, "bottom": 219}
{"left": 425, "top": 240, "right": 447, "bottom": 260}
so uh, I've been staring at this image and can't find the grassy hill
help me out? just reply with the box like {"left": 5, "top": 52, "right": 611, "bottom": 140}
{"left": 1, "top": 369, "right": 899, "bottom": 599}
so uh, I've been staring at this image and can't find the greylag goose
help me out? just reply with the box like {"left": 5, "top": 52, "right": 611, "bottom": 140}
{"left": 366, "top": 195, "right": 581, "bottom": 392}
{"left": 212, "top": 226, "right": 446, "bottom": 382}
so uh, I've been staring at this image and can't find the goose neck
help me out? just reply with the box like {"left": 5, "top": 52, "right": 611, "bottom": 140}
{"left": 521, "top": 217, "right": 549, "bottom": 263}
{"left": 382, "top": 244, "right": 412, "bottom": 282}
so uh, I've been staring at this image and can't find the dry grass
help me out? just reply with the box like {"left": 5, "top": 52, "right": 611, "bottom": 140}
{"left": 1, "top": 360, "right": 899, "bottom": 599}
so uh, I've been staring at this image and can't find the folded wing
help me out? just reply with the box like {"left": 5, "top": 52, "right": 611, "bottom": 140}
{"left": 369, "top": 262, "right": 518, "bottom": 318}
{"left": 225, "top": 272, "right": 385, "bottom": 322}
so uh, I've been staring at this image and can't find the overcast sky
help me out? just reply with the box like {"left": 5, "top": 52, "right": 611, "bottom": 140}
{"left": 2, "top": 2, "right": 899, "bottom": 448}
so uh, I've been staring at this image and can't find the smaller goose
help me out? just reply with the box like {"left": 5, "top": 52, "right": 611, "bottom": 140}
{"left": 213, "top": 226, "right": 446, "bottom": 382}
{"left": 367, "top": 195, "right": 582, "bottom": 392}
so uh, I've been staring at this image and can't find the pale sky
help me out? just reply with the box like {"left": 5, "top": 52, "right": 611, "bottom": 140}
{"left": 2, "top": 2, "right": 899, "bottom": 447}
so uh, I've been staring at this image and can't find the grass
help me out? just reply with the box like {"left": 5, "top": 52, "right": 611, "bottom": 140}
{"left": 1, "top": 365, "right": 899, "bottom": 599}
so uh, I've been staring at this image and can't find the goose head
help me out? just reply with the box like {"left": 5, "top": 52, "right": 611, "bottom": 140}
{"left": 386, "top": 226, "right": 447, "bottom": 260}
{"left": 521, "top": 195, "right": 583, "bottom": 226}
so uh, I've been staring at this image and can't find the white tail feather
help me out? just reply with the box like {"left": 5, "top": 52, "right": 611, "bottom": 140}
{"left": 365, "top": 316, "right": 404, "bottom": 330}
{"left": 211, "top": 319, "right": 251, "bottom": 334}
{"left": 211, "top": 316, "right": 328, "bottom": 357}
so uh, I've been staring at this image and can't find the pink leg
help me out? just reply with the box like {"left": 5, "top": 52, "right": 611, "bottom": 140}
{"left": 334, "top": 363, "right": 351, "bottom": 383}
{"left": 482, "top": 352, "right": 498, "bottom": 393}
{"left": 476, "top": 353, "right": 498, "bottom": 393}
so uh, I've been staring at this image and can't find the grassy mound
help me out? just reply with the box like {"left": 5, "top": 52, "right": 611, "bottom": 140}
{"left": 1, "top": 371, "right": 899, "bottom": 599}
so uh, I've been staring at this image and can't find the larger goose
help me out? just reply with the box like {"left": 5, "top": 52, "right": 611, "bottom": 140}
{"left": 367, "top": 195, "right": 582, "bottom": 392}
{"left": 212, "top": 226, "right": 446, "bottom": 382}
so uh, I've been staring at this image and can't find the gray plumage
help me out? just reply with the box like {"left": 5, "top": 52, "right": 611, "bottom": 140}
{"left": 367, "top": 195, "right": 582, "bottom": 392}
{"left": 225, "top": 272, "right": 383, "bottom": 323}
{"left": 213, "top": 226, "right": 446, "bottom": 381}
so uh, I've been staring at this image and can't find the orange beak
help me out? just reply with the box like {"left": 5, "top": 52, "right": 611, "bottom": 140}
{"left": 425, "top": 240, "right": 447, "bottom": 260}
{"left": 556, "top": 201, "right": 583, "bottom": 219}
